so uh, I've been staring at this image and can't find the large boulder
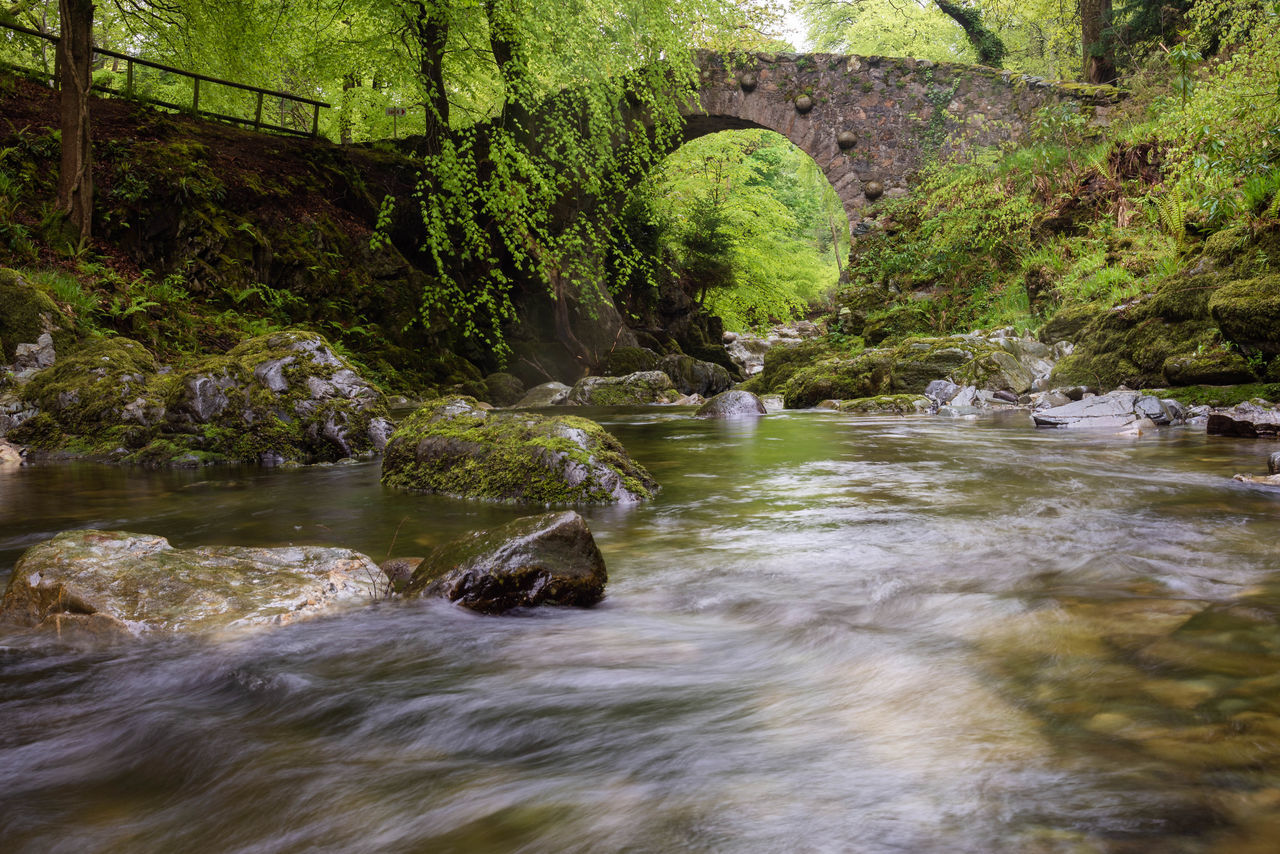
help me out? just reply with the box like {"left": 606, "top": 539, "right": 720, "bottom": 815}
{"left": 1207, "top": 402, "right": 1280, "bottom": 438}
{"left": 696, "top": 390, "right": 767, "bottom": 418}
{"left": 1032, "top": 391, "right": 1184, "bottom": 429}
{"left": 1209, "top": 275, "right": 1280, "bottom": 354}
{"left": 403, "top": 511, "right": 606, "bottom": 613}
{"left": 483, "top": 372, "right": 526, "bottom": 407}
{"left": 1162, "top": 350, "right": 1257, "bottom": 386}
{"left": 0, "top": 530, "right": 381, "bottom": 641}
{"left": 514, "top": 381, "right": 571, "bottom": 408}
{"left": 381, "top": 396, "right": 658, "bottom": 503}
{"left": 10, "top": 330, "right": 393, "bottom": 464}
{"left": 567, "top": 371, "right": 680, "bottom": 406}
{"left": 657, "top": 354, "right": 733, "bottom": 397}
{"left": 837, "top": 394, "right": 934, "bottom": 414}
{"left": 601, "top": 346, "right": 660, "bottom": 376}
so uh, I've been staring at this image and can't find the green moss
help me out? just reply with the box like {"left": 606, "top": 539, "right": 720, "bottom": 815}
{"left": 15, "top": 328, "right": 387, "bottom": 464}
{"left": 1144, "top": 273, "right": 1224, "bottom": 321}
{"left": 381, "top": 397, "right": 658, "bottom": 504}
{"left": 0, "top": 268, "right": 76, "bottom": 362}
{"left": 752, "top": 339, "right": 839, "bottom": 394}
{"left": 1209, "top": 275, "right": 1280, "bottom": 354}
{"left": 601, "top": 347, "right": 659, "bottom": 376}
{"left": 863, "top": 302, "right": 934, "bottom": 345}
{"left": 1162, "top": 348, "right": 1257, "bottom": 386}
{"left": 837, "top": 394, "right": 933, "bottom": 414}
{"left": 1039, "top": 303, "right": 1103, "bottom": 344}
{"left": 1201, "top": 225, "right": 1250, "bottom": 264}
{"left": 782, "top": 352, "right": 893, "bottom": 408}
{"left": 1145, "top": 384, "right": 1280, "bottom": 408}
{"left": 483, "top": 372, "right": 525, "bottom": 406}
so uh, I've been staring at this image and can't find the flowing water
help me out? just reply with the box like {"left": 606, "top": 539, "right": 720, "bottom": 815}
{"left": 3, "top": 408, "right": 1280, "bottom": 853}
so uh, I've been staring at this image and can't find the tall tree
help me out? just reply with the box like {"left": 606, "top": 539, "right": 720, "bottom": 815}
{"left": 932, "top": 0, "right": 1005, "bottom": 66}
{"left": 1081, "top": 0, "right": 1116, "bottom": 83}
{"left": 56, "top": 0, "right": 94, "bottom": 242}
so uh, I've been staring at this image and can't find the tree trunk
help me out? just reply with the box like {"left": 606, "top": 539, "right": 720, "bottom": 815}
{"left": 56, "top": 0, "right": 94, "bottom": 243}
{"left": 1081, "top": 0, "right": 1117, "bottom": 84}
{"left": 339, "top": 73, "right": 358, "bottom": 144}
{"left": 406, "top": 1, "right": 449, "bottom": 155}
{"left": 933, "top": 0, "right": 1006, "bottom": 67}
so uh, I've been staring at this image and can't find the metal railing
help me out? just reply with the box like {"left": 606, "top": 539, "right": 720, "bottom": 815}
{"left": 0, "top": 21, "right": 329, "bottom": 137}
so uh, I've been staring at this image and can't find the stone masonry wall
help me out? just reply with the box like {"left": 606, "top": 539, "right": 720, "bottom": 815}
{"left": 687, "top": 51, "right": 1121, "bottom": 228}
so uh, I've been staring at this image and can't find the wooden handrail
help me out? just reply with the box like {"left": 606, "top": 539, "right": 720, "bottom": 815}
{"left": 0, "top": 20, "right": 330, "bottom": 133}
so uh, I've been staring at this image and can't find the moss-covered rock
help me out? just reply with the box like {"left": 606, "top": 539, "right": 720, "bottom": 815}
{"left": 837, "top": 394, "right": 934, "bottom": 414}
{"left": 1039, "top": 303, "right": 1103, "bottom": 344}
{"left": 1209, "top": 275, "right": 1280, "bottom": 354}
{"left": 483, "top": 372, "right": 526, "bottom": 407}
{"left": 602, "top": 346, "right": 660, "bottom": 376}
{"left": 380, "top": 396, "right": 658, "bottom": 504}
{"left": 12, "top": 329, "right": 392, "bottom": 464}
{"left": 1148, "top": 383, "right": 1280, "bottom": 409}
{"left": 747, "top": 339, "right": 839, "bottom": 395}
{"left": 567, "top": 371, "right": 680, "bottom": 406}
{"left": 0, "top": 268, "right": 76, "bottom": 363}
{"left": 782, "top": 351, "right": 894, "bottom": 408}
{"left": 890, "top": 337, "right": 996, "bottom": 392}
{"left": 656, "top": 353, "right": 732, "bottom": 396}
{"left": 1162, "top": 349, "right": 1257, "bottom": 386}
{"left": 863, "top": 302, "right": 934, "bottom": 345}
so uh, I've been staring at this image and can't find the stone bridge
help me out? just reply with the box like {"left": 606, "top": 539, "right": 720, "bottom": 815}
{"left": 681, "top": 51, "right": 1121, "bottom": 226}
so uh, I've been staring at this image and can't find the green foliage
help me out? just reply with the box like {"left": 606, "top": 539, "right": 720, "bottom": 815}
{"left": 643, "top": 129, "right": 848, "bottom": 331}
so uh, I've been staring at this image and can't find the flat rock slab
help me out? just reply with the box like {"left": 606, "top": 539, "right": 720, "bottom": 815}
{"left": 1207, "top": 403, "right": 1280, "bottom": 438}
{"left": 1033, "top": 391, "right": 1182, "bottom": 430}
{"left": 0, "top": 530, "right": 381, "bottom": 639}
{"left": 405, "top": 511, "right": 606, "bottom": 613}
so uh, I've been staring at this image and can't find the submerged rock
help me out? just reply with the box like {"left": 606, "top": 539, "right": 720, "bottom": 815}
{"left": 404, "top": 511, "right": 607, "bottom": 613}
{"left": 568, "top": 371, "right": 680, "bottom": 406}
{"left": 1032, "top": 391, "right": 1184, "bottom": 430}
{"left": 514, "top": 381, "right": 572, "bottom": 408}
{"left": 381, "top": 396, "right": 658, "bottom": 503}
{"left": 696, "top": 390, "right": 767, "bottom": 418}
{"left": 1207, "top": 402, "right": 1280, "bottom": 438}
{"left": 0, "top": 530, "right": 382, "bottom": 640}
{"left": 1271, "top": 451, "right": 1280, "bottom": 475}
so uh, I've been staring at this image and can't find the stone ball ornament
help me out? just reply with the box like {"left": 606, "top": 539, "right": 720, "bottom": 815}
{"left": 739, "top": 71, "right": 757, "bottom": 92}
{"left": 794, "top": 94, "right": 813, "bottom": 113}
{"left": 863, "top": 181, "right": 885, "bottom": 201}
{"left": 836, "top": 130, "right": 857, "bottom": 149}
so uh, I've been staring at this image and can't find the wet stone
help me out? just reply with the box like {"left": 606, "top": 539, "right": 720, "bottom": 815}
{"left": 405, "top": 511, "right": 607, "bottom": 613}
{"left": 0, "top": 530, "right": 382, "bottom": 639}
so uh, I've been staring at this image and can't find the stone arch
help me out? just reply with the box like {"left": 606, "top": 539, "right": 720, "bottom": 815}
{"left": 682, "top": 51, "right": 1122, "bottom": 233}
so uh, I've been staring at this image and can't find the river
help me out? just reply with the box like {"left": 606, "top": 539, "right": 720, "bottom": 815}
{"left": 3, "top": 407, "right": 1279, "bottom": 852}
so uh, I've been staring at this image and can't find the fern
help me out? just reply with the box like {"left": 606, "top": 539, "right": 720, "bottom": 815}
{"left": 1152, "top": 186, "right": 1188, "bottom": 242}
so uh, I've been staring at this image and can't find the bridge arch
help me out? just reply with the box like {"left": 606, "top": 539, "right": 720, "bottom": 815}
{"left": 679, "top": 51, "right": 1121, "bottom": 231}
